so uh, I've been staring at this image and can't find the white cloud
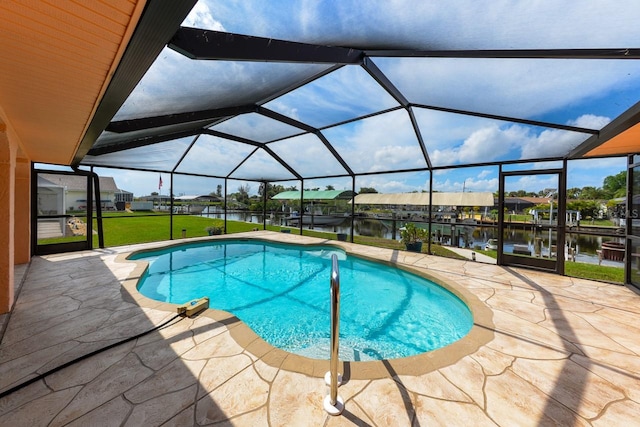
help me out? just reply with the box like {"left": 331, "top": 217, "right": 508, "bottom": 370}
{"left": 201, "top": 0, "right": 640, "bottom": 51}
{"left": 478, "top": 169, "right": 492, "bottom": 179}
{"left": 379, "top": 57, "right": 640, "bottom": 123}
{"left": 424, "top": 113, "right": 614, "bottom": 166}
{"left": 265, "top": 99, "right": 301, "bottom": 122}
{"left": 232, "top": 149, "right": 296, "bottom": 181}
{"left": 377, "top": 180, "right": 418, "bottom": 193}
{"left": 355, "top": 171, "right": 430, "bottom": 193}
{"left": 458, "top": 125, "right": 525, "bottom": 163}
{"left": 373, "top": 145, "right": 421, "bottom": 168}
{"left": 430, "top": 124, "right": 534, "bottom": 165}
{"left": 177, "top": 135, "right": 254, "bottom": 176}
{"left": 323, "top": 110, "right": 427, "bottom": 173}
{"left": 567, "top": 114, "right": 611, "bottom": 129}
{"left": 264, "top": 65, "right": 399, "bottom": 128}
{"left": 91, "top": 168, "right": 164, "bottom": 197}
{"left": 506, "top": 175, "right": 558, "bottom": 193}
{"left": 302, "top": 176, "right": 352, "bottom": 191}
{"left": 183, "top": 2, "right": 225, "bottom": 31}
{"left": 357, "top": 177, "right": 420, "bottom": 193}
{"left": 116, "top": 49, "right": 328, "bottom": 121}
{"left": 515, "top": 114, "right": 611, "bottom": 160}
{"left": 520, "top": 129, "right": 579, "bottom": 159}
{"left": 569, "top": 157, "right": 626, "bottom": 171}
{"left": 416, "top": 109, "right": 494, "bottom": 151}
{"left": 269, "top": 134, "right": 348, "bottom": 177}
{"left": 433, "top": 177, "right": 498, "bottom": 193}
{"left": 322, "top": 1, "right": 640, "bottom": 49}
{"left": 212, "top": 114, "right": 301, "bottom": 142}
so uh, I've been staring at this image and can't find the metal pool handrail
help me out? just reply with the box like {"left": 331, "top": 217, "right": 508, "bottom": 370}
{"left": 329, "top": 254, "right": 340, "bottom": 403}
{"left": 324, "top": 254, "right": 344, "bottom": 415}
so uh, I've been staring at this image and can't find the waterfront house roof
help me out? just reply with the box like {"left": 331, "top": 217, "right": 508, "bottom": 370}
{"left": 38, "top": 173, "right": 118, "bottom": 193}
{"left": 272, "top": 190, "right": 356, "bottom": 201}
{"left": 174, "top": 194, "right": 220, "bottom": 202}
{"left": 353, "top": 192, "right": 494, "bottom": 207}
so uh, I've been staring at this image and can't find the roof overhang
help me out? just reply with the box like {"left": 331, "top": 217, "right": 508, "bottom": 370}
{"left": 569, "top": 100, "right": 640, "bottom": 158}
{"left": 72, "top": 1, "right": 198, "bottom": 165}
{"left": 0, "top": 1, "right": 149, "bottom": 164}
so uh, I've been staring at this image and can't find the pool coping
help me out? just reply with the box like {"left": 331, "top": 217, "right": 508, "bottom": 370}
{"left": 116, "top": 232, "right": 494, "bottom": 380}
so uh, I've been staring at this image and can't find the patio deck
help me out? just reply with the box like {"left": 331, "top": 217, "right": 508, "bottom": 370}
{"left": 1, "top": 231, "right": 639, "bottom": 426}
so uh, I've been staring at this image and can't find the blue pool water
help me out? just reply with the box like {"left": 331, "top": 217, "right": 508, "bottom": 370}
{"left": 132, "top": 240, "right": 473, "bottom": 361}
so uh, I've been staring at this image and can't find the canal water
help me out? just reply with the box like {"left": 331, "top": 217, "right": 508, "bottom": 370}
{"left": 202, "top": 210, "right": 623, "bottom": 266}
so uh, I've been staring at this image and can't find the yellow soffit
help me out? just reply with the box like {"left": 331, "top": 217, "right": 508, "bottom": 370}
{"left": 585, "top": 122, "right": 640, "bottom": 157}
{"left": 0, "top": 0, "right": 147, "bottom": 165}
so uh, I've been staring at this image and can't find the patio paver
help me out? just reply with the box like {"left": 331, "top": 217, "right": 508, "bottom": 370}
{"left": 1, "top": 231, "right": 639, "bottom": 426}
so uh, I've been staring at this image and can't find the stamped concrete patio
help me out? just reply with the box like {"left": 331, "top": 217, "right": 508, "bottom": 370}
{"left": 1, "top": 231, "right": 639, "bottom": 426}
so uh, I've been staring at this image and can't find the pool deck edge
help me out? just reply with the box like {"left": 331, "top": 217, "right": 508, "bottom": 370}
{"left": 3, "top": 230, "right": 640, "bottom": 425}
{"left": 116, "top": 231, "right": 495, "bottom": 380}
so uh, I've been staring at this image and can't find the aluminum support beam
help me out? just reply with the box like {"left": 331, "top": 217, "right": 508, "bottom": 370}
{"left": 170, "top": 27, "right": 364, "bottom": 64}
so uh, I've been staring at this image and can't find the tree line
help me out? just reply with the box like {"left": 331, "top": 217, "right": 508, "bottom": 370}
{"left": 502, "top": 171, "right": 626, "bottom": 200}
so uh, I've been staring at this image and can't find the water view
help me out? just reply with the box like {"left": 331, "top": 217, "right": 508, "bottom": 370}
{"left": 202, "top": 209, "right": 624, "bottom": 266}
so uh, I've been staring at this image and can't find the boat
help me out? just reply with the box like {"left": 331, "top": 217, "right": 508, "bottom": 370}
{"left": 600, "top": 241, "right": 625, "bottom": 261}
{"left": 285, "top": 213, "right": 346, "bottom": 227}
{"left": 484, "top": 239, "right": 498, "bottom": 250}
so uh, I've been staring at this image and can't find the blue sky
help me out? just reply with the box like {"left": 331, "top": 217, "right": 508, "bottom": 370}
{"left": 71, "top": 1, "right": 638, "bottom": 197}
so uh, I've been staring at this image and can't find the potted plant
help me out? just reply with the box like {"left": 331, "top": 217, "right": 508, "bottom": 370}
{"left": 400, "top": 223, "right": 428, "bottom": 252}
{"left": 205, "top": 221, "right": 223, "bottom": 236}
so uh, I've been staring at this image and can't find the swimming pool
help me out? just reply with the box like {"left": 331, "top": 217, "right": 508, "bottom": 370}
{"left": 131, "top": 240, "right": 473, "bottom": 361}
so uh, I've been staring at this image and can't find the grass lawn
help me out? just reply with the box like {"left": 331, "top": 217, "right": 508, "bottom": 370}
{"left": 88, "top": 214, "right": 466, "bottom": 259}
{"left": 564, "top": 261, "right": 624, "bottom": 283}
{"left": 473, "top": 249, "right": 623, "bottom": 283}
{"left": 92, "top": 214, "right": 237, "bottom": 247}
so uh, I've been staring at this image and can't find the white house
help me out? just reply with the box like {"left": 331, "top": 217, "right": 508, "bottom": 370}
{"left": 37, "top": 173, "right": 119, "bottom": 212}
